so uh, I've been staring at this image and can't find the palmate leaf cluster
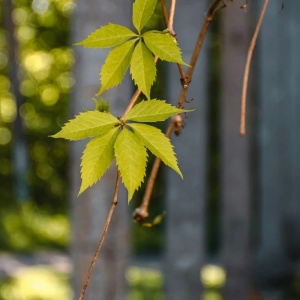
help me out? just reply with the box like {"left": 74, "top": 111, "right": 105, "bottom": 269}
{"left": 52, "top": 100, "right": 191, "bottom": 201}
{"left": 52, "top": 0, "right": 193, "bottom": 200}
{"left": 76, "top": 0, "right": 188, "bottom": 99}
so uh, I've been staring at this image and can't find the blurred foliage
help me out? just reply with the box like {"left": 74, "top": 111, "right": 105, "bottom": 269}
{"left": 0, "top": 265, "right": 164, "bottom": 300}
{"left": 0, "top": 266, "right": 72, "bottom": 300}
{"left": 0, "top": 264, "right": 235, "bottom": 300}
{"left": 0, "top": 0, "right": 74, "bottom": 213}
{"left": 0, "top": 203, "right": 69, "bottom": 252}
{"left": 126, "top": 267, "right": 164, "bottom": 300}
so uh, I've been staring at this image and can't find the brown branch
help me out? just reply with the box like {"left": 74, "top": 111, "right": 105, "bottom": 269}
{"left": 168, "top": 0, "right": 176, "bottom": 34}
{"left": 79, "top": 171, "right": 121, "bottom": 300}
{"left": 120, "top": 89, "right": 142, "bottom": 121}
{"left": 240, "top": 0, "right": 269, "bottom": 136}
{"left": 134, "top": 0, "right": 225, "bottom": 223}
{"left": 159, "top": 0, "right": 169, "bottom": 26}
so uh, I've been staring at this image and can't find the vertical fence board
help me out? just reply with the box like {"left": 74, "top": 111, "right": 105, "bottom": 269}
{"left": 257, "top": 0, "right": 300, "bottom": 296}
{"left": 70, "top": 2, "right": 130, "bottom": 299}
{"left": 165, "top": 1, "right": 208, "bottom": 299}
{"left": 220, "top": 2, "right": 252, "bottom": 299}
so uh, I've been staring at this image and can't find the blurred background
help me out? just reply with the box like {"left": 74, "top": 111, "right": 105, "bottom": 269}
{"left": 0, "top": 0, "right": 300, "bottom": 299}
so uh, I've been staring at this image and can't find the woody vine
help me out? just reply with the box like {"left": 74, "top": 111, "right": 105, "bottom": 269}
{"left": 51, "top": 0, "right": 269, "bottom": 298}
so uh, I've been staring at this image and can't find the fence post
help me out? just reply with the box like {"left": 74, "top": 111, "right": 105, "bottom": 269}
{"left": 220, "top": 2, "right": 252, "bottom": 299}
{"left": 165, "top": 1, "right": 208, "bottom": 298}
{"left": 70, "top": 1, "right": 130, "bottom": 299}
{"left": 256, "top": 0, "right": 300, "bottom": 297}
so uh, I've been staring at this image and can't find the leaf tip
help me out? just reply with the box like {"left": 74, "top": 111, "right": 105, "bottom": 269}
{"left": 73, "top": 41, "right": 83, "bottom": 46}
{"left": 49, "top": 132, "right": 61, "bottom": 139}
{"left": 78, "top": 186, "right": 85, "bottom": 196}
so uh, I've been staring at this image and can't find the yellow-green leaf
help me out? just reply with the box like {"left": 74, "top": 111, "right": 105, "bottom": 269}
{"left": 132, "top": 0, "right": 158, "bottom": 33}
{"left": 114, "top": 128, "right": 148, "bottom": 202}
{"left": 99, "top": 39, "right": 137, "bottom": 94}
{"left": 130, "top": 41, "right": 156, "bottom": 99}
{"left": 129, "top": 123, "right": 182, "bottom": 178}
{"left": 143, "top": 31, "right": 189, "bottom": 65}
{"left": 124, "top": 99, "right": 193, "bottom": 122}
{"left": 79, "top": 127, "right": 119, "bottom": 195}
{"left": 76, "top": 23, "right": 137, "bottom": 48}
{"left": 51, "top": 111, "right": 120, "bottom": 140}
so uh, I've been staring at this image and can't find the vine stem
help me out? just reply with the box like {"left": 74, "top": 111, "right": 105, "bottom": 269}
{"left": 79, "top": 171, "right": 121, "bottom": 300}
{"left": 134, "top": 0, "right": 225, "bottom": 223}
{"left": 168, "top": 0, "right": 176, "bottom": 34}
{"left": 240, "top": 0, "right": 269, "bottom": 136}
{"left": 159, "top": 0, "right": 168, "bottom": 26}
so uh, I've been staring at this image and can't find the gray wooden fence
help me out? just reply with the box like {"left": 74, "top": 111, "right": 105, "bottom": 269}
{"left": 165, "top": 0, "right": 208, "bottom": 299}
{"left": 70, "top": 1, "right": 300, "bottom": 299}
{"left": 256, "top": 1, "right": 300, "bottom": 299}
{"left": 71, "top": 1, "right": 131, "bottom": 299}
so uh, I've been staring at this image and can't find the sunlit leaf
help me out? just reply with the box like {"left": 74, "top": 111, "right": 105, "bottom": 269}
{"left": 51, "top": 111, "right": 120, "bottom": 140}
{"left": 79, "top": 127, "right": 119, "bottom": 194}
{"left": 114, "top": 128, "right": 148, "bottom": 202}
{"left": 76, "top": 23, "right": 137, "bottom": 48}
{"left": 132, "top": 0, "right": 158, "bottom": 33}
{"left": 129, "top": 123, "right": 182, "bottom": 177}
{"left": 130, "top": 41, "right": 156, "bottom": 99}
{"left": 124, "top": 99, "right": 193, "bottom": 122}
{"left": 143, "top": 31, "right": 189, "bottom": 65}
{"left": 99, "top": 39, "right": 137, "bottom": 94}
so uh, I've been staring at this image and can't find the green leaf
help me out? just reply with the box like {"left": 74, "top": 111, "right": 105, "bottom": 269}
{"left": 124, "top": 99, "right": 193, "bottom": 122}
{"left": 114, "top": 128, "right": 148, "bottom": 201}
{"left": 132, "top": 0, "right": 158, "bottom": 33}
{"left": 143, "top": 31, "right": 189, "bottom": 65}
{"left": 129, "top": 123, "right": 182, "bottom": 178}
{"left": 99, "top": 39, "right": 137, "bottom": 94}
{"left": 130, "top": 41, "right": 156, "bottom": 99}
{"left": 79, "top": 127, "right": 119, "bottom": 195}
{"left": 76, "top": 23, "right": 137, "bottom": 48}
{"left": 51, "top": 111, "right": 120, "bottom": 140}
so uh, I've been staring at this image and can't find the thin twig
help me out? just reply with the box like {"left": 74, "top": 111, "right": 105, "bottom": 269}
{"left": 168, "top": 0, "right": 176, "bottom": 34}
{"left": 134, "top": 0, "right": 225, "bottom": 223}
{"left": 120, "top": 89, "right": 142, "bottom": 121}
{"left": 79, "top": 171, "right": 121, "bottom": 300}
{"left": 240, "top": 0, "right": 269, "bottom": 136}
{"left": 159, "top": 0, "right": 169, "bottom": 26}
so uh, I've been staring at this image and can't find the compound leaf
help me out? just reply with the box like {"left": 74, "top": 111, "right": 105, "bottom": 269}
{"left": 130, "top": 41, "right": 156, "bottom": 99}
{"left": 99, "top": 39, "right": 137, "bottom": 94}
{"left": 79, "top": 127, "right": 119, "bottom": 195}
{"left": 76, "top": 23, "right": 137, "bottom": 48}
{"left": 51, "top": 111, "right": 120, "bottom": 140}
{"left": 143, "top": 31, "right": 188, "bottom": 65}
{"left": 124, "top": 99, "right": 193, "bottom": 122}
{"left": 114, "top": 127, "right": 147, "bottom": 202}
{"left": 132, "top": 0, "right": 158, "bottom": 33}
{"left": 129, "top": 123, "right": 182, "bottom": 178}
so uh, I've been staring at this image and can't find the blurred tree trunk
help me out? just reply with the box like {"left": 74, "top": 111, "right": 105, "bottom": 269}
{"left": 70, "top": 2, "right": 130, "bottom": 299}
{"left": 165, "top": 1, "right": 208, "bottom": 299}
{"left": 256, "top": 1, "right": 300, "bottom": 298}
{"left": 220, "top": 1, "right": 252, "bottom": 299}
{"left": 3, "top": 0, "right": 31, "bottom": 202}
